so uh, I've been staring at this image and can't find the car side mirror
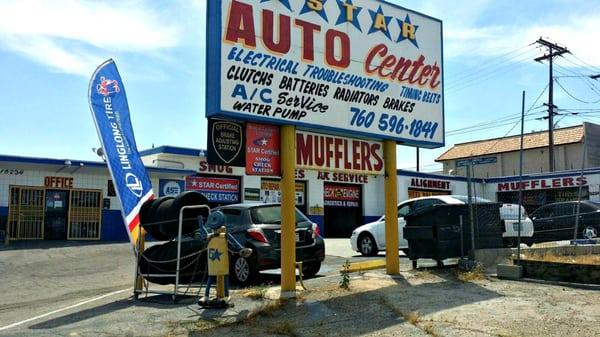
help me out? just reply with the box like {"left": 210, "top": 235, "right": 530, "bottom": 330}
{"left": 239, "top": 248, "right": 253, "bottom": 258}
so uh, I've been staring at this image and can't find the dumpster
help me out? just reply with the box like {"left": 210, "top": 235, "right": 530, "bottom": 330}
{"left": 403, "top": 203, "right": 503, "bottom": 267}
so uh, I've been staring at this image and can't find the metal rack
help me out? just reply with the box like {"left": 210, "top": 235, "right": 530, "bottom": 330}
{"left": 133, "top": 204, "right": 211, "bottom": 302}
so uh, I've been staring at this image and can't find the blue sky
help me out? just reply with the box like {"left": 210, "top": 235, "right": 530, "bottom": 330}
{"left": 0, "top": 0, "right": 599, "bottom": 172}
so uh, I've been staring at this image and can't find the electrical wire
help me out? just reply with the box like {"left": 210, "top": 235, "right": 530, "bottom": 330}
{"left": 445, "top": 45, "right": 537, "bottom": 87}
{"left": 447, "top": 43, "right": 535, "bottom": 78}
{"left": 446, "top": 84, "right": 549, "bottom": 137}
{"left": 446, "top": 51, "right": 537, "bottom": 93}
{"left": 554, "top": 78, "right": 600, "bottom": 104}
{"left": 568, "top": 53, "right": 600, "bottom": 73}
{"left": 555, "top": 62, "right": 600, "bottom": 97}
{"left": 476, "top": 84, "right": 550, "bottom": 155}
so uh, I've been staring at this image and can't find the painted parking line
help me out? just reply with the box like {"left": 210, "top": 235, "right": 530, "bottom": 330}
{"left": 0, "top": 288, "right": 132, "bottom": 332}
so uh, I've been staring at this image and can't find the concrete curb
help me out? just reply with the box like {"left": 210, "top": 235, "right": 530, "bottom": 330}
{"left": 490, "top": 275, "right": 600, "bottom": 291}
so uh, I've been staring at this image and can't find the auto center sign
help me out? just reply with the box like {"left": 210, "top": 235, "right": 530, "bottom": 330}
{"left": 206, "top": 0, "right": 444, "bottom": 148}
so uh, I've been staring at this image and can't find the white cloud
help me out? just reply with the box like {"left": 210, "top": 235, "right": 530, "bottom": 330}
{"left": 0, "top": 0, "right": 181, "bottom": 76}
{"left": 444, "top": 14, "right": 600, "bottom": 68}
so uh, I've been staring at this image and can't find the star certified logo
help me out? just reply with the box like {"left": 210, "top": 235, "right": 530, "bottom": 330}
{"left": 208, "top": 248, "right": 223, "bottom": 261}
{"left": 253, "top": 137, "right": 269, "bottom": 146}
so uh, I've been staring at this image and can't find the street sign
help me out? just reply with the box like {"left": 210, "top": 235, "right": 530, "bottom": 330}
{"left": 456, "top": 156, "right": 497, "bottom": 167}
{"left": 206, "top": 0, "right": 444, "bottom": 148}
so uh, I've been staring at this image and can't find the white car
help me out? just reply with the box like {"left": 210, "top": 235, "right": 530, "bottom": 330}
{"left": 499, "top": 203, "right": 534, "bottom": 247}
{"left": 350, "top": 195, "right": 534, "bottom": 256}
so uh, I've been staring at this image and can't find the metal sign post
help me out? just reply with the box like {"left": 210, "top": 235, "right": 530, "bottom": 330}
{"left": 384, "top": 140, "right": 399, "bottom": 274}
{"left": 280, "top": 125, "right": 297, "bottom": 295}
{"left": 466, "top": 164, "right": 476, "bottom": 257}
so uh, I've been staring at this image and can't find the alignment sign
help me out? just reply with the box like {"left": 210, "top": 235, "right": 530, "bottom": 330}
{"left": 207, "top": 0, "right": 444, "bottom": 147}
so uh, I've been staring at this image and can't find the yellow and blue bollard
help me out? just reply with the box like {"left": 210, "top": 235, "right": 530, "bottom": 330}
{"left": 199, "top": 211, "right": 251, "bottom": 309}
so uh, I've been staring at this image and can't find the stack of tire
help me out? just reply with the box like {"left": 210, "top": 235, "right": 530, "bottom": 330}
{"left": 138, "top": 191, "right": 211, "bottom": 284}
{"left": 139, "top": 191, "right": 210, "bottom": 240}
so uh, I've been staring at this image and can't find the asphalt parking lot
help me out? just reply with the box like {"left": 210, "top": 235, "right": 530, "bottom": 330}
{"left": 0, "top": 237, "right": 455, "bottom": 336}
{"left": 0, "top": 238, "right": 396, "bottom": 336}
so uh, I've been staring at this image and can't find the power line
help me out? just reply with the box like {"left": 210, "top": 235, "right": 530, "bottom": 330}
{"left": 446, "top": 52, "right": 537, "bottom": 93}
{"left": 445, "top": 45, "right": 536, "bottom": 87}
{"left": 476, "top": 82, "right": 552, "bottom": 155}
{"left": 554, "top": 78, "right": 600, "bottom": 104}
{"left": 447, "top": 85, "right": 549, "bottom": 138}
{"left": 555, "top": 62, "right": 600, "bottom": 97}
{"left": 563, "top": 53, "right": 600, "bottom": 73}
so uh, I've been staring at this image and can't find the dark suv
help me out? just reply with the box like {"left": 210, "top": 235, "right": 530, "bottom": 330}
{"left": 215, "top": 203, "right": 325, "bottom": 285}
{"left": 530, "top": 200, "right": 600, "bottom": 244}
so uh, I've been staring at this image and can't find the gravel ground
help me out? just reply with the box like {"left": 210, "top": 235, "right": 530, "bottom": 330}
{"left": 192, "top": 269, "right": 600, "bottom": 337}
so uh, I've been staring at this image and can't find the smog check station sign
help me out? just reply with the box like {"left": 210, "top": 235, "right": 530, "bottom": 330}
{"left": 206, "top": 0, "right": 444, "bottom": 148}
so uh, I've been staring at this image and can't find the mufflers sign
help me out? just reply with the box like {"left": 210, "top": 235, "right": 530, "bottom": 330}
{"left": 498, "top": 176, "right": 587, "bottom": 191}
{"left": 296, "top": 130, "right": 383, "bottom": 174}
{"left": 206, "top": 0, "right": 444, "bottom": 148}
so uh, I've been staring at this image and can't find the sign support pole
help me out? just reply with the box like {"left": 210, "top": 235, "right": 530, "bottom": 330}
{"left": 280, "top": 125, "right": 297, "bottom": 296}
{"left": 135, "top": 228, "right": 145, "bottom": 291}
{"left": 384, "top": 140, "right": 399, "bottom": 275}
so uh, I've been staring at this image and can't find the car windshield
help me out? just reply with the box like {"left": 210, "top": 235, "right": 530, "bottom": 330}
{"left": 451, "top": 195, "right": 492, "bottom": 203}
{"left": 250, "top": 205, "right": 309, "bottom": 224}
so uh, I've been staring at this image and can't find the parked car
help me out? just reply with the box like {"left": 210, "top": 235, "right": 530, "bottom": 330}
{"left": 350, "top": 195, "right": 534, "bottom": 256}
{"left": 498, "top": 203, "right": 535, "bottom": 247}
{"left": 529, "top": 200, "right": 600, "bottom": 243}
{"left": 215, "top": 203, "right": 325, "bottom": 285}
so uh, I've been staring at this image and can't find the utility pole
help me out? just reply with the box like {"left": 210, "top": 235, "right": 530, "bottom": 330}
{"left": 416, "top": 147, "right": 420, "bottom": 172}
{"left": 534, "top": 38, "right": 569, "bottom": 172}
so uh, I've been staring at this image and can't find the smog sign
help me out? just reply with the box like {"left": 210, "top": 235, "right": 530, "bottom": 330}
{"left": 206, "top": 0, "right": 443, "bottom": 148}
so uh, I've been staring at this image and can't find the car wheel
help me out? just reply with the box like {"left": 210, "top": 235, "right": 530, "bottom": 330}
{"left": 231, "top": 255, "right": 257, "bottom": 286}
{"left": 358, "top": 233, "right": 378, "bottom": 256}
{"left": 503, "top": 238, "right": 516, "bottom": 248}
{"left": 582, "top": 226, "right": 598, "bottom": 239}
{"left": 301, "top": 261, "right": 321, "bottom": 278}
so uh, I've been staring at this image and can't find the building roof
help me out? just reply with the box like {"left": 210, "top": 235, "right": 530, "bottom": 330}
{"left": 0, "top": 154, "right": 197, "bottom": 175}
{"left": 139, "top": 145, "right": 207, "bottom": 157}
{"left": 436, "top": 124, "right": 584, "bottom": 161}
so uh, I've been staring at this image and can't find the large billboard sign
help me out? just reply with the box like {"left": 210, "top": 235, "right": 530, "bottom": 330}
{"left": 206, "top": 0, "right": 444, "bottom": 148}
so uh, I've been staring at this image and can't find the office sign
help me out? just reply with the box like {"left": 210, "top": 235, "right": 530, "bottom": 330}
{"left": 186, "top": 176, "right": 240, "bottom": 203}
{"left": 206, "top": 0, "right": 444, "bottom": 148}
{"left": 44, "top": 176, "right": 74, "bottom": 189}
{"left": 207, "top": 119, "right": 245, "bottom": 166}
{"left": 296, "top": 130, "right": 383, "bottom": 174}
